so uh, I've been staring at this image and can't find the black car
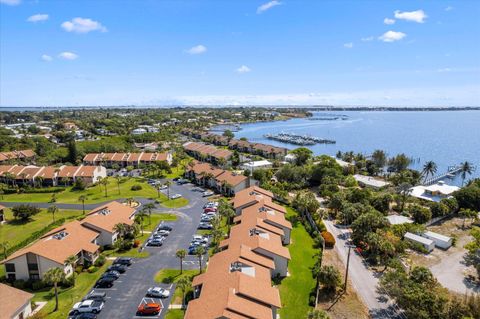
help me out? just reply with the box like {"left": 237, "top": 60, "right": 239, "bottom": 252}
{"left": 113, "top": 257, "right": 132, "bottom": 266}
{"left": 94, "top": 277, "right": 115, "bottom": 288}
{"left": 157, "top": 224, "right": 173, "bottom": 231}
{"left": 68, "top": 313, "right": 98, "bottom": 319}
{"left": 101, "top": 271, "right": 120, "bottom": 280}
{"left": 108, "top": 264, "right": 127, "bottom": 273}
{"left": 82, "top": 291, "right": 106, "bottom": 302}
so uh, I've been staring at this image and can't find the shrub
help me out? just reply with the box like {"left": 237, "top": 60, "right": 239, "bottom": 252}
{"left": 32, "top": 280, "right": 46, "bottom": 291}
{"left": 133, "top": 239, "right": 141, "bottom": 248}
{"left": 72, "top": 178, "right": 86, "bottom": 191}
{"left": 13, "top": 280, "right": 26, "bottom": 289}
{"left": 409, "top": 204, "right": 432, "bottom": 224}
{"left": 87, "top": 266, "right": 98, "bottom": 273}
{"left": 11, "top": 204, "right": 41, "bottom": 221}
{"left": 61, "top": 274, "right": 75, "bottom": 287}
{"left": 321, "top": 231, "right": 336, "bottom": 248}
{"left": 75, "top": 265, "right": 84, "bottom": 273}
{"left": 131, "top": 184, "right": 142, "bottom": 191}
{"left": 94, "top": 255, "right": 106, "bottom": 267}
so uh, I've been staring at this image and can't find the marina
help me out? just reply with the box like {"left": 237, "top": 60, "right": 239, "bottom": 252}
{"left": 264, "top": 132, "right": 336, "bottom": 145}
{"left": 308, "top": 114, "right": 349, "bottom": 121}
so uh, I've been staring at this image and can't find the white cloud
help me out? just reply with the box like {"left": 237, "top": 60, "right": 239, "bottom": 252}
{"left": 186, "top": 45, "right": 207, "bottom": 55}
{"left": 41, "top": 54, "right": 53, "bottom": 62}
{"left": 27, "top": 14, "right": 49, "bottom": 23}
{"left": 394, "top": 10, "right": 427, "bottom": 23}
{"left": 361, "top": 36, "right": 374, "bottom": 42}
{"left": 378, "top": 30, "right": 406, "bottom": 42}
{"left": 257, "top": 0, "right": 281, "bottom": 14}
{"left": 343, "top": 42, "right": 353, "bottom": 49}
{"left": 0, "top": 0, "right": 21, "bottom": 5}
{"left": 437, "top": 68, "right": 451, "bottom": 72}
{"left": 236, "top": 65, "right": 251, "bottom": 74}
{"left": 58, "top": 52, "right": 78, "bottom": 60}
{"left": 384, "top": 18, "right": 395, "bottom": 25}
{"left": 445, "top": 6, "right": 453, "bottom": 11}
{"left": 61, "top": 17, "right": 107, "bottom": 33}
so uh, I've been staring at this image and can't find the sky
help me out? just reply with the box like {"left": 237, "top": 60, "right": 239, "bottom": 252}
{"left": 0, "top": 0, "right": 479, "bottom": 107}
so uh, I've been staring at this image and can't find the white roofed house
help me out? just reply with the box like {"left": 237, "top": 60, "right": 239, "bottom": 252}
{"left": 404, "top": 232, "right": 435, "bottom": 253}
{"left": 410, "top": 181, "right": 460, "bottom": 202}
{"left": 354, "top": 174, "right": 390, "bottom": 189}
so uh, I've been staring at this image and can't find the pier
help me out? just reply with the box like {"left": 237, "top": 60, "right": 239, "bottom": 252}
{"left": 264, "top": 132, "right": 336, "bottom": 146}
{"left": 423, "top": 165, "right": 464, "bottom": 186}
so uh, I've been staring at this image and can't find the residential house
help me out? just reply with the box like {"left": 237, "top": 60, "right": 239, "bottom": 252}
{"left": 83, "top": 152, "right": 172, "bottom": 168}
{"left": 409, "top": 181, "right": 460, "bottom": 202}
{"left": 182, "top": 142, "right": 232, "bottom": 165}
{"left": 0, "top": 150, "right": 36, "bottom": 164}
{"left": 0, "top": 283, "right": 34, "bottom": 319}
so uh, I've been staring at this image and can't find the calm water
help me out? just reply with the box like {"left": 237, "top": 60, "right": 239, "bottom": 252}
{"left": 233, "top": 111, "right": 480, "bottom": 185}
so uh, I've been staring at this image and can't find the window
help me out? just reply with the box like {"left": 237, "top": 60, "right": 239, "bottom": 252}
{"left": 5, "top": 263, "right": 15, "bottom": 272}
{"left": 7, "top": 273, "right": 16, "bottom": 281}
{"left": 29, "top": 274, "right": 40, "bottom": 280}
{"left": 28, "top": 263, "right": 39, "bottom": 271}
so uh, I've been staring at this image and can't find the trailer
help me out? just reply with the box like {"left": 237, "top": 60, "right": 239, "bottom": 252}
{"left": 422, "top": 231, "right": 453, "bottom": 249}
{"left": 405, "top": 232, "right": 435, "bottom": 253}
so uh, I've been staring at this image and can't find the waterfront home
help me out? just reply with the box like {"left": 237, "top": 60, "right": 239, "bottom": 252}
{"left": 250, "top": 143, "right": 288, "bottom": 160}
{"left": 81, "top": 201, "right": 136, "bottom": 247}
{"left": 83, "top": 152, "right": 172, "bottom": 168}
{"left": 228, "top": 138, "right": 252, "bottom": 153}
{"left": 0, "top": 283, "right": 34, "bottom": 319}
{"left": 354, "top": 174, "right": 391, "bottom": 189}
{"left": 409, "top": 181, "right": 460, "bottom": 202}
{"left": 240, "top": 159, "right": 273, "bottom": 172}
{"left": 0, "top": 149, "right": 36, "bottom": 163}
{"left": 0, "top": 165, "right": 106, "bottom": 186}
{"left": 2, "top": 220, "right": 101, "bottom": 281}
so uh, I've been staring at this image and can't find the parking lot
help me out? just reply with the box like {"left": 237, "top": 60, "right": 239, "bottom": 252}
{"left": 81, "top": 181, "right": 209, "bottom": 319}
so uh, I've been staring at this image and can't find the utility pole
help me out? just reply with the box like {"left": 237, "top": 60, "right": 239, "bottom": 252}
{"left": 344, "top": 244, "right": 356, "bottom": 292}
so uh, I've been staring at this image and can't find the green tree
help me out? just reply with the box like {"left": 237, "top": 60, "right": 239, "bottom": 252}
{"left": 48, "top": 205, "right": 59, "bottom": 223}
{"left": 143, "top": 203, "right": 155, "bottom": 225}
{"left": 177, "top": 277, "right": 191, "bottom": 309}
{"left": 66, "top": 140, "right": 78, "bottom": 164}
{"left": 99, "top": 177, "right": 109, "bottom": 197}
{"left": 459, "top": 161, "right": 473, "bottom": 186}
{"left": 290, "top": 147, "right": 313, "bottom": 166}
{"left": 43, "top": 267, "right": 66, "bottom": 312}
{"left": 396, "top": 182, "right": 412, "bottom": 212}
{"left": 454, "top": 181, "right": 480, "bottom": 211}
{"left": 222, "top": 129, "right": 234, "bottom": 140}
{"left": 317, "top": 265, "right": 341, "bottom": 292}
{"left": 421, "top": 161, "right": 437, "bottom": 182}
{"left": 351, "top": 210, "right": 389, "bottom": 244}
{"left": 409, "top": 204, "right": 432, "bottom": 224}
{"left": 459, "top": 208, "right": 478, "bottom": 229}
{"left": 176, "top": 249, "right": 187, "bottom": 274}
{"left": 115, "top": 176, "right": 121, "bottom": 195}
{"left": 371, "top": 149, "right": 387, "bottom": 169}
{"left": 195, "top": 246, "right": 206, "bottom": 274}
{"left": 134, "top": 213, "right": 146, "bottom": 235}
{"left": 78, "top": 195, "right": 87, "bottom": 215}
{"left": 307, "top": 309, "right": 330, "bottom": 319}
{"left": 0, "top": 241, "right": 9, "bottom": 259}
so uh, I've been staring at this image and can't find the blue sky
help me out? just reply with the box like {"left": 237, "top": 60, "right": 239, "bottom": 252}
{"left": 1, "top": 0, "right": 479, "bottom": 106}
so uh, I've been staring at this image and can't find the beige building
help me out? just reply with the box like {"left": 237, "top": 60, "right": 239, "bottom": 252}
{"left": 0, "top": 283, "right": 34, "bottom": 319}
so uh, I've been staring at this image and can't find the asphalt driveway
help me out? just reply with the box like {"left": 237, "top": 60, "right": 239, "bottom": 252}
{"left": 91, "top": 182, "right": 208, "bottom": 319}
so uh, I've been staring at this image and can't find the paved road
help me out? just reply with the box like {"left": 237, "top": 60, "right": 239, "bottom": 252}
{"left": 324, "top": 220, "right": 404, "bottom": 319}
{"left": 90, "top": 182, "right": 209, "bottom": 319}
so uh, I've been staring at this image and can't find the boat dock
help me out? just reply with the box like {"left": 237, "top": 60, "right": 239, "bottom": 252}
{"left": 264, "top": 132, "right": 336, "bottom": 146}
{"left": 423, "top": 165, "right": 464, "bottom": 186}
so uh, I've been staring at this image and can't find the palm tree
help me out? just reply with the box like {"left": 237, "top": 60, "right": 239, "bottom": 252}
{"left": 421, "top": 161, "right": 437, "bottom": 183}
{"left": 115, "top": 176, "right": 121, "bottom": 195}
{"left": 164, "top": 180, "right": 172, "bottom": 199}
{"left": 177, "top": 277, "right": 191, "bottom": 309}
{"left": 99, "top": 177, "right": 109, "bottom": 197}
{"left": 113, "top": 223, "right": 127, "bottom": 238}
{"left": 48, "top": 205, "right": 59, "bottom": 223}
{"left": 35, "top": 176, "right": 44, "bottom": 188}
{"left": 0, "top": 241, "right": 9, "bottom": 260}
{"left": 460, "top": 161, "right": 473, "bottom": 186}
{"left": 176, "top": 249, "right": 187, "bottom": 274}
{"left": 396, "top": 183, "right": 412, "bottom": 212}
{"left": 78, "top": 195, "right": 87, "bottom": 215}
{"left": 134, "top": 212, "right": 146, "bottom": 235}
{"left": 219, "top": 201, "right": 236, "bottom": 233}
{"left": 43, "top": 267, "right": 65, "bottom": 312}
{"left": 126, "top": 197, "right": 134, "bottom": 206}
{"left": 64, "top": 255, "right": 77, "bottom": 281}
{"left": 195, "top": 246, "right": 206, "bottom": 274}
{"left": 143, "top": 203, "right": 155, "bottom": 225}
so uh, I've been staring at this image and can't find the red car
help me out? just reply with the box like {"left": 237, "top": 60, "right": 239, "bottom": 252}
{"left": 203, "top": 207, "right": 217, "bottom": 213}
{"left": 137, "top": 303, "right": 161, "bottom": 316}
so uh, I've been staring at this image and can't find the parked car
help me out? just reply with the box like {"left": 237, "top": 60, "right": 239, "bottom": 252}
{"left": 148, "top": 238, "right": 164, "bottom": 246}
{"left": 193, "top": 235, "right": 209, "bottom": 243}
{"left": 71, "top": 300, "right": 104, "bottom": 314}
{"left": 157, "top": 224, "right": 173, "bottom": 231}
{"left": 192, "top": 187, "right": 205, "bottom": 192}
{"left": 101, "top": 271, "right": 120, "bottom": 280}
{"left": 146, "top": 287, "right": 170, "bottom": 298}
{"left": 204, "top": 201, "right": 219, "bottom": 208}
{"left": 155, "top": 230, "right": 170, "bottom": 236}
{"left": 202, "top": 191, "right": 214, "bottom": 197}
{"left": 113, "top": 257, "right": 132, "bottom": 266}
{"left": 83, "top": 291, "right": 106, "bottom": 302}
{"left": 136, "top": 303, "right": 161, "bottom": 316}
{"left": 170, "top": 193, "right": 182, "bottom": 199}
{"left": 203, "top": 207, "right": 217, "bottom": 213}
{"left": 68, "top": 312, "right": 98, "bottom": 319}
{"left": 108, "top": 264, "right": 127, "bottom": 273}
{"left": 176, "top": 178, "right": 189, "bottom": 184}
{"left": 94, "top": 277, "right": 115, "bottom": 288}
{"left": 158, "top": 184, "right": 168, "bottom": 190}
{"left": 198, "top": 222, "right": 213, "bottom": 230}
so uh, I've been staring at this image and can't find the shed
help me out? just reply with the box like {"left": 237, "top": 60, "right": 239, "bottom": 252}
{"left": 422, "top": 231, "right": 453, "bottom": 250}
{"left": 404, "top": 232, "right": 435, "bottom": 252}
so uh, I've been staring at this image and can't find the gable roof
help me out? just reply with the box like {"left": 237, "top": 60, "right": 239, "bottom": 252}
{"left": 81, "top": 201, "right": 136, "bottom": 233}
{"left": 0, "top": 283, "right": 34, "bottom": 319}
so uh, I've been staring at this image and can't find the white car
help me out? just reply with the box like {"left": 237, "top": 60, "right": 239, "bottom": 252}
{"left": 159, "top": 184, "right": 168, "bottom": 190}
{"left": 146, "top": 287, "right": 170, "bottom": 298}
{"left": 202, "top": 191, "right": 214, "bottom": 197}
{"left": 170, "top": 194, "right": 182, "bottom": 199}
{"left": 72, "top": 300, "right": 104, "bottom": 314}
{"left": 155, "top": 230, "right": 170, "bottom": 236}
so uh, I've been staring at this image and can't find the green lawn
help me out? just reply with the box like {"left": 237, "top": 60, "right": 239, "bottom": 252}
{"left": 278, "top": 207, "right": 317, "bottom": 319}
{"left": 161, "top": 197, "right": 189, "bottom": 208}
{"left": 165, "top": 309, "right": 185, "bottom": 319}
{"left": 154, "top": 269, "right": 198, "bottom": 304}
{"left": 33, "top": 261, "right": 111, "bottom": 319}
{"left": 0, "top": 177, "right": 167, "bottom": 204}
{"left": 0, "top": 208, "right": 83, "bottom": 247}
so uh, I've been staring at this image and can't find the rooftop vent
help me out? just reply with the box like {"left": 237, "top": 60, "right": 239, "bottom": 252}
{"left": 249, "top": 228, "right": 261, "bottom": 236}
{"left": 230, "top": 262, "right": 243, "bottom": 272}
{"left": 95, "top": 208, "right": 111, "bottom": 216}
